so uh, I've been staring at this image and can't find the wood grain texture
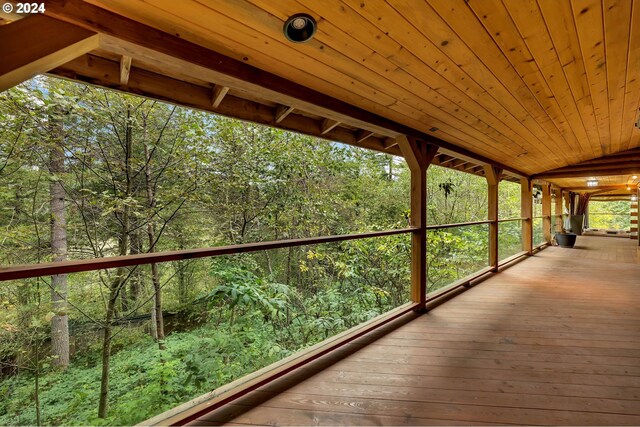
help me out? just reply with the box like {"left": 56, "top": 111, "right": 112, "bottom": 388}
{"left": 0, "top": 14, "right": 99, "bottom": 91}
{"left": 189, "top": 236, "right": 640, "bottom": 426}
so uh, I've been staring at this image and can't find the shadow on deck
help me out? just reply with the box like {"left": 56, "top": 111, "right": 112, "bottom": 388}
{"left": 190, "top": 236, "right": 640, "bottom": 426}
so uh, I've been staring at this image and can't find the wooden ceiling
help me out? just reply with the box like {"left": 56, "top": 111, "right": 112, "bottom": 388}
{"left": 77, "top": 0, "right": 640, "bottom": 176}
{"left": 2, "top": 0, "right": 639, "bottom": 184}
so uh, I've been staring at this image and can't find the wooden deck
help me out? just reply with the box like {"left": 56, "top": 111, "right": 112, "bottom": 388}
{"left": 191, "top": 236, "right": 640, "bottom": 426}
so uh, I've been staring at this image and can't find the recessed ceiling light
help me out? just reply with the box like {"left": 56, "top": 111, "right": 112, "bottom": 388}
{"left": 633, "top": 175, "right": 638, "bottom": 179}
{"left": 283, "top": 14, "right": 317, "bottom": 43}
{"left": 586, "top": 178, "right": 598, "bottom": 187}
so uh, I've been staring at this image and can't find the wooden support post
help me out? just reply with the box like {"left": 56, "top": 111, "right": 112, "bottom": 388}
{"left": 484, "top": 165, "right": 502, "bottom": 271}
{"left": 0, "top": 15, "right": 100, "bottom": 91}
{"left": 554, "top": 187, "right": 564, "bottom": 233}
{"left": 397, "top": 136, "right": 438, "bottom": 311}
{"left": 542, "top": 183, "right": 551, "bottom": 244}
{"left": 521, "top": 178, "right": 533, "bottom": 254}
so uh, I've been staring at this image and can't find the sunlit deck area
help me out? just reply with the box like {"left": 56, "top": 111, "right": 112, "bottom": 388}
{"left": 192, "top": 236, "right": 640, "bottom": 426}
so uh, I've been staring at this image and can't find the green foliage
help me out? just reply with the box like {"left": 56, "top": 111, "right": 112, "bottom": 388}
{"left": 588, "top": 200, "right": 631, "bottom": 230}
{"left": 0, "top": 323, "right": 284, "bottom": 426}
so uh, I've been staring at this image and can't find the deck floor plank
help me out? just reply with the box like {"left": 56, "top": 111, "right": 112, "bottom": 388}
{"left": 190, "top": 236, "right": 640, "bottom": 425}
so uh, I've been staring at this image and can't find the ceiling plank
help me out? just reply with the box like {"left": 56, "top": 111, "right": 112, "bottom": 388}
{"left": 0, "top": 14, "right": 100, "bottom": 91}
{"left": 619, "top": 1, "right": 640, "bottom": 152}
{"left": 337, "top": 0, "right": 551, "bottom": 168}
{"left": 537, "top": 0, "right": 602, "bottom": 158}
{"left": 501, "top": 0, "right": 593, "bottom": 159}
{"left": 436, "top": 0, "right": 572, "bottom": 164}
{"left": 571, "top": 0, "right": 611, "bottom": 155}
{"left": 602, "top": 0, "right": 632, "bottom": 155}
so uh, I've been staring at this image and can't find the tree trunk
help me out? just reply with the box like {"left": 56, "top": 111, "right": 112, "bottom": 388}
{"left": 127, "top": 230, "right": 142, "bottom": 313}
{"left": 144, "top": 136, "right": 165, "bottom": 350}
{"left": 98, "top": 107, "right": 133, "bottom": 418}
{"left": 150, "top": 295, "right": 158, "bottom": 340}
{"left": 49, "top": 108, "right": 69, "bottom": 369}
{"left": 98, "top": 293, "right": 117, "bottom": 418}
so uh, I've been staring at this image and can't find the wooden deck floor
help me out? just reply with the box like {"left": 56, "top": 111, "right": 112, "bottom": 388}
{"left": 191, "top": 236, "right": 640, "bottom": 426}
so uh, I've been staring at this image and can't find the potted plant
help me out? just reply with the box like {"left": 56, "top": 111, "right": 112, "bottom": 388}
{"left": 555, "top": 227, "right": 577, "bottom": 248}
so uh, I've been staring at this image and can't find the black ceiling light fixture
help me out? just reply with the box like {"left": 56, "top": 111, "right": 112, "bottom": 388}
{"left": 283, "top": 14, "right": 317, "bottom": 43}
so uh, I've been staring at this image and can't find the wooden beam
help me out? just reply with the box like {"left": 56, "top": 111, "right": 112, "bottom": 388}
{"left": 542, "top": 184, "right": 552, "bottom": 243}
{"left": 320, "top": 118, "right": 340, "bottom": 135}
{"left": 535, "top": 168, "right": 640, "bottom": 179}
{"left": 211, "top": 85, "right": 229, "bottom": 108}
{"left": 596, "top": 197, "right": 636, "bottom": 202}
{"left": 42, "top": 0, "right": 528, "bottom": 179}
{"left": 533, "top": 161, "right": 640, "bottom": 178}
{"left": 0, "top": 14, "right": 99, "bottom": 91}
{"left": 397, "top": 136, "right": 438, "bottom": 310}
{"left": 484, "top": 165, "right": 502, "bottom": 271}
{"left": 274, "top": 105, "right": 295, "bottom": 123}
{"left": 50, "top": 55, "right": 402, "bottom": 157}
{"left": 521, "top": 178, "right": 533, "bottom": 255}
{"left": 562, "top": 184, "right": 629, "bottom": 191}
{"left": 119, "top": 55, "right": 131, "bottom": 85}
{"left": 355, "top": 129, "right": 374, "bottom": 143}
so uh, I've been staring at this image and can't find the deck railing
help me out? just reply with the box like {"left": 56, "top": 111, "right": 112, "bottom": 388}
{"left": 0, "top": 228, "right": 416, "bottom": 281}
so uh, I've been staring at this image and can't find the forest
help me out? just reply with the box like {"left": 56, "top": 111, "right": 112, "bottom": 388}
{"left": 0, "top": 76, "right": 616, "bottom": 426}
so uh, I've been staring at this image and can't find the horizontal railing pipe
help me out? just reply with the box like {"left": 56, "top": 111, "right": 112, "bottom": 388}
{"left": 425, "top": 220, "right": 492, "bottom": 230}
{"left": 0, "top": 228, "right": 417, "bottom": 282}
{"left": 497, "top": 217, "right": 527, "bottom": 223}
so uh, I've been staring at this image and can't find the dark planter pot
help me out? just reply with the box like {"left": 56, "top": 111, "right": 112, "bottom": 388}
{"left": 555, "top": 232, "right": 577, "bottom": 248}
{"left": 569, "top": 215, "right": 584, "bottom": 235}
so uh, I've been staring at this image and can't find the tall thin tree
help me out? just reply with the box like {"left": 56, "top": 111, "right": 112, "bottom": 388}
{"left": 48, "top": 105, "right": 69, "bottom": 369}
